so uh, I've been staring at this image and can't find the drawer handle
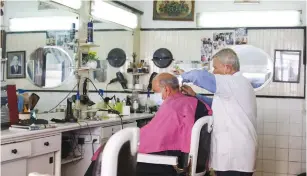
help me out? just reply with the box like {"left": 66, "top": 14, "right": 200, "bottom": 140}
{"left": 11, "top": 149, "right": 17, "bottom": 154}
{"left": 44, "top": 142, "right": 49, "bottom": 146}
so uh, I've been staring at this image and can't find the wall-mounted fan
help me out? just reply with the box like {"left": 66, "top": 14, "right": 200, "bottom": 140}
{"left": 152, "top": 48, "right": 173, "bottom": 68}
{"left": 106, "top": 48, "right": 126, "bottom": 68}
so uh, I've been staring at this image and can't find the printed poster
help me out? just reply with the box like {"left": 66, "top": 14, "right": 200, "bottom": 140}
{"left": 235, "top": 28, "right": 248, "bottom": 45}
{"left": 212, "top": 32, "right": 234, "bottom": 54}
{"left": 200, "top": 37, "right": 213, "bottom": 63}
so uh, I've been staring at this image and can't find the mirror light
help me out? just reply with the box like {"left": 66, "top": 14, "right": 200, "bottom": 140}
{"left": 197, "top": 10, "right": 302, "bottom": 27}
{"left": 91, "top": 0, "right": 138, "bottom": 29}
{"left": 9, "top": 16, "right": 79, "bottom": 32}
{"left": 50, "top": 0, "right": 81, "bottom": 10}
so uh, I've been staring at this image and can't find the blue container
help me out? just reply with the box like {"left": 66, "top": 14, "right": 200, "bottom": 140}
{"left": 87, "top": 21, "right": 93, "bottom": 43}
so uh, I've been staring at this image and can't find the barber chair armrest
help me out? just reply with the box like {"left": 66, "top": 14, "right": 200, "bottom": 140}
{"left": 137, "top": 153, "right": 178, "bottom": 165}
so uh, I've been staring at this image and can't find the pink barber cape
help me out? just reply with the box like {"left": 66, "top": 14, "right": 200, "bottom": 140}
{"left": 139, "top": 92, "right": 212, "bottom": 154}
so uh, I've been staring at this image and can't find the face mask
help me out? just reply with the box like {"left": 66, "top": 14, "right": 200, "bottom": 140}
{"left": 155, "top": 88, "right": 165, "bottom": 105}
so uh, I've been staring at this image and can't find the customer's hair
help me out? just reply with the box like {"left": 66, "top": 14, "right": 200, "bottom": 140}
{"left": 159, "top": 76, "right": 179, "bottom": 90}
{"left": 213, "top": 48, "right": 240, "bottom": 71}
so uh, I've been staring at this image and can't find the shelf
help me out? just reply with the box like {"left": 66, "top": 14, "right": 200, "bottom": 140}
{"left": 61, "top": 155, "right": 83, "bottom": 165}
{"left": 77, "top": 67, "right": 101, "bottom": 71}
{"left": 79, "top": 43, "right": 100, "bottom": 48}
{"left": 128, "top": 72, "right": 149, "bottom": 76}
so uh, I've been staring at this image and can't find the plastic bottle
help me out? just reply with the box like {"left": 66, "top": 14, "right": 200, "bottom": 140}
{"left": 75, "top": 92, "right": 80, "bottom": 110}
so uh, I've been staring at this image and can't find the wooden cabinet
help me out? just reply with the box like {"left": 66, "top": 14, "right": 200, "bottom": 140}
{"left": 1, "top": 134, "right": 61, "bottom": 176}
{"left": 27, "top": 153, "right": 55, "bottom": 175}
{"left": 1, "top": 159, "right": 27, "bottom": 176}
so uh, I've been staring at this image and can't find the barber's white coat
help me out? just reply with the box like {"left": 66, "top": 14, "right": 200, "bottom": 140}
{"left": 210, "top": 72, "right": 257, "bottom": 172}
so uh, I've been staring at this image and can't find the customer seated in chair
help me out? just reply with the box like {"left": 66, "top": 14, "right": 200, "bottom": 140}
{"left": 137, "top": 73, "right": 212, "bottom": 176}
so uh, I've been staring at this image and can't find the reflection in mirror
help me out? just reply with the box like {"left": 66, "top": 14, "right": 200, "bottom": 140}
{"left": 27, "top": 46, "right": 73, "bottom": 88}
{"left": 229, "top": 45, "right": 273, "bottom": 91}
{"left": 273, "top": 50, "right": 301, "bottom": 83}
{"left": 92, "top": 60, "right": 108, "bottom": 82}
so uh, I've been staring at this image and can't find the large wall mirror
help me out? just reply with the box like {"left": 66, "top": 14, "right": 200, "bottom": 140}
{"left": 5, "top": 0, "right": 135, "bottom": 90}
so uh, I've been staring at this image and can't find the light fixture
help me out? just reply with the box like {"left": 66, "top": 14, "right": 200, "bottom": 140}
{"left": 50, "top": 0, "right": 81, "bottom": 10}
{"left": 91, "top": 0, "right": 138, "bottom": 29}
{"left": 197, "top": 10, "right": 302, "bottom": 28}
{"left": 9, "top": 16, "right": 79, "bottom": 32}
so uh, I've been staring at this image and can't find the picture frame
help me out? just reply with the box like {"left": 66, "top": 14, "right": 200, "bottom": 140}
{"left": 153, "top": 0, "right": 195, "bottom": 21}
{"left": 273, "top": 49, "right": 301, "bottom": 83}
{"left": 6, "top": 51, "right": 26, "bottom": 79}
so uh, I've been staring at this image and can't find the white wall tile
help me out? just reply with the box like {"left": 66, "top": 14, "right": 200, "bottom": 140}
{"left": 277, "top": 109, "right": 290, "bottom": 123}
{"left": 264, "top": 109, "right": 277, "bottom": 122}
{"left": 264, "top": 123, "right": 277, "bottom": 135}
{"left": 258, "top": 122, "right": 264, "bottom": 135}
{"left": 258, "top": 109, "right": 264, "bottom": 122}
{"left": 263, "top": 148, "right": 276, "bottom": 160}
{"left": 258, "top": 147, "right": 263, "bottom": 159}
{"left": 276, "top": 149, "right": 289, "bottom": 161}
{"left": 263, "top": 135, "right": 276, "bottom": 148}
{"left": 258, "top": 135, "right": 264, "bottom": 147}
{"left": 301, "top": 163, "right": 306, "bottom": 172}
{"left": 302, "top": 150, "right": 306, "bottom": 163}
{"left": 275, "top": 161, "right": 288, "bottom": 174}
{"left": 289, "top": 149, "right": 302, "bottom": 162}
{"left": 289, "top": 110, "right": 303, "bottom": 123}
{"left": 290, "top": 123, "right": 303, "bottom": 136}
{"left": 255, "top": 172, "right": 263, "bottom": 176}
{"left": 288, "top": 162, "right": 302, "bottom": 174}
{"left": 257, "top": 159, "right": 263, "bottom": 172}
{"left": 302, "top": 137, "right": 306, "bottom": 150}
{"left": 276, "top": 136, "right": 289, "bottom": 148}
{"left": 263, "top": 160, "right": 276, "bottom": 173}
{"left": 263, "top": 173, "right": 274, "bottom": 176}
{"left": 277, "top": 123, "right": 290, "bottom": 136}
{"left": 289, "top": 136, "right": 303, "bottom": 149}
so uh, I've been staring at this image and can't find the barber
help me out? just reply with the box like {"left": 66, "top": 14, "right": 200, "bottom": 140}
{"left": 173, "top": 48, "right": 257, "bottom": 176}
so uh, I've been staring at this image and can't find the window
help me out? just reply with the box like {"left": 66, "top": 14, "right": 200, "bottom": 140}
{"left": 91, "top": 0, "right": 138, "bottom": 29}
{"left": 9, "top": 16, "right": 79, "bottom": 32}
{"left": 273, "top": 50, "right": 301, "bottom": 83}
{"left": 197, "top": 10, "right": 302, "bottom": 28}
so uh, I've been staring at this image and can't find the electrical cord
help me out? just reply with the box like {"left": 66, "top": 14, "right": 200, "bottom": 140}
{"left": 47, "top": 83, "right": 78, "bottom": 113}
{"left": 85, "top": 78, "right": 124, "bottom": 129}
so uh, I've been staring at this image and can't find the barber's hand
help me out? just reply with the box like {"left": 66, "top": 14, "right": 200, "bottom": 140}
{"left": 172, "top": 69, "right": 185, "bottom": 75}
{"left": 181, "top": 85, "right": 196, "bottom": 97}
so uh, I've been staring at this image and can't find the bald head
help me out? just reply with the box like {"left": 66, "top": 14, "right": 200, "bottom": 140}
{"left": 152, "top": 73, "right": 179, "bottom": 100}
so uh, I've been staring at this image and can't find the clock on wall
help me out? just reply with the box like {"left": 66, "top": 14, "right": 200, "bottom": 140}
{"left": 152, "top": 48, "right": 174, "bottom": 68}
{"left": 106, "top": 48, "right": 126, "bottom": 68}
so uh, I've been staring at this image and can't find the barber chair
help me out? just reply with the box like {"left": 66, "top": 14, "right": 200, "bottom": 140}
{"left": 137, "top": 116, "right": 213, "bottom": 176}
{"left": 101, "top": 127, "right": 139, "bottom": 176}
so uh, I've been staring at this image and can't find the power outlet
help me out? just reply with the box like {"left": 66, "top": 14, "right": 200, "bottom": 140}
{"left": 78, "top": 135, "right": 100, "bottom": 144}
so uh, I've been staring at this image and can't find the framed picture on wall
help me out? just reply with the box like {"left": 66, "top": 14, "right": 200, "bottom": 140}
{"left": 153, "top": 0, "right": 195, "bottom": 21}
{"left": 273, "top": 50, "right": 301, "bottom": 83}
{"left": 6, "top": 51, "right": 26, "bottom": 79}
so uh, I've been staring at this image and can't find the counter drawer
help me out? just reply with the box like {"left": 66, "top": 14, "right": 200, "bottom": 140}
{"left": 31, "top": 135, "right": 61, "bottom": 156}
{"left": 1, "top": 141, "right": 31, "bottom": 162}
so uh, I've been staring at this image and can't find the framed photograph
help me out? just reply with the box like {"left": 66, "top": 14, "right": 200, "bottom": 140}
{"left": 153, "top": 0, "right": 195, "bottom": 21}
{"left": 273, "top": 50, "right": 301, "bottom": 83}
{"left": 6, "top": 51, "right": 26, "bottom": 79}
